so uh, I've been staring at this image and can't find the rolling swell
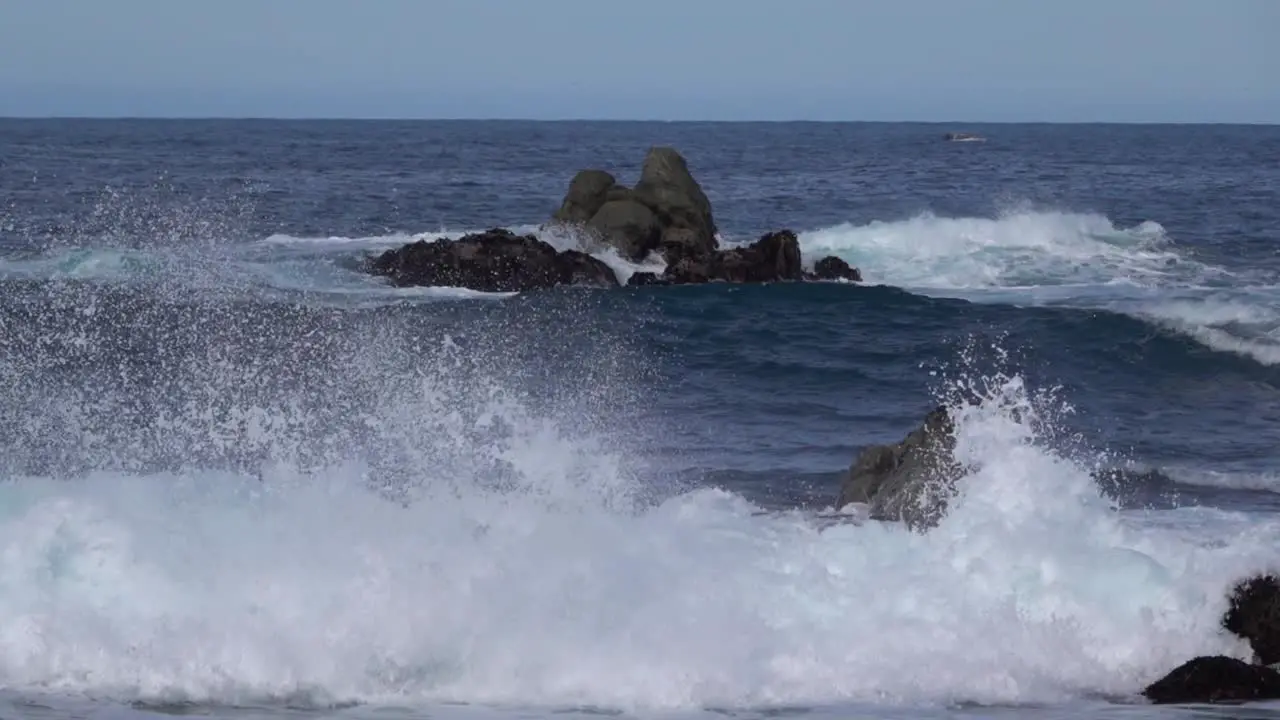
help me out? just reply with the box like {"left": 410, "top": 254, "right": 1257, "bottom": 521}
{"left": 611, "top": 282, "right": 1280, "bottom": 498}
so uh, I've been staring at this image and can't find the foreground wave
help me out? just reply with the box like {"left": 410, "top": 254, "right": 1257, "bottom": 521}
{"left": 1, "top": 349, "right": 1278, "bottom": 711}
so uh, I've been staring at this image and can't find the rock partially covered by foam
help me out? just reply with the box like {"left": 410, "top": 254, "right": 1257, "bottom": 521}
{"left": 363, "top": 228, "right": 619, "bottom": 292}
{"left": 1143, "top": 656, "right": 1280, "bottom": 704}
{"left": 1142, "top": 575, "right": 1280, "bottom": 703}
{"left": 835, "top": 405, "right": 964, "bottom": 531}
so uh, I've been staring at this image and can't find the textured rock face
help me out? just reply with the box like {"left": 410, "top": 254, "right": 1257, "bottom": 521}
{"left": 632, "top": 146, "right": 719, "bottom": 261}
{"left": 643, "top": 230, "right": 804, "bottom": 286}
{"left": 586, "top": 200, "right": 662, "bottom": 261}
{"left": 550, "top": 147, "right": 717, "bottom": 264}
{"left": 1143, "top": 656, "right": 1280, "bottom": 705}
{"left": 552, "top": 170, "right": 618, "bottom": 225}
{"left": 364, "top": 228, "right": 619, "bottom": 292}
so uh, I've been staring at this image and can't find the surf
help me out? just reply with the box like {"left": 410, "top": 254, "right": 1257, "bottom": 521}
{"left": 0, "top": 332, "right": 1276, "bottom": 712}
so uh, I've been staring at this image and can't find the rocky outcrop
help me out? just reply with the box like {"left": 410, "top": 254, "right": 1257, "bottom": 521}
{"left": 811, "top": 256, "right": 863, "bottom": 282}
{"left": 550, "top": 146, "right": 719, "bottom": 264}
{"left": 1144, "top": 656, "right": 1280, "bottom": 704}
{"left": 835, "top": 405, "right": 965, "bottom": 531}
{"left": 364, "top": 228, "right": 618, "bottom": 292}
{"left": 361, "top": 146, "right": 863, "bottom": 292}
{"left": 627, "top": 230, "right": 804, "bottom": 286}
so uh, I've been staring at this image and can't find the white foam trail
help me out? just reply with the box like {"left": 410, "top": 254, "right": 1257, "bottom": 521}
{"left": 797, "top": 210, "right": 1193, "bottom": 291}
{"left": 0, "top": 373, "right": 1275, "bottom": 712}
{"left": 798, "top": 209, "right": 1280, "bottom": 365}
{"left": 1123, "top": 291, "right": 1280, "bottom": 366}
{"left": 1166, "top": 467, "right": 1280, "bottom": 493}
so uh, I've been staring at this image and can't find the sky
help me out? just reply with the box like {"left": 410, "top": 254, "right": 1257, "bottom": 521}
{"left": 0, "top": 0, "right": 1275, "bottom": 122}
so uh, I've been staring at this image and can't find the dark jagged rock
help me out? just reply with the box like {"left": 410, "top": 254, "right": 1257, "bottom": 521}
{"left": 625, "top": 271, "right": 664, "bottom": 287}
{"left": 623, "top": 230, "right": 807, "bottom": 287}
{"left": 1143, "top": 656, "right": 1280, "bottom": 704}
{"left": 810, "top": 256, "right": 863, "bottom": 282}
{"left": 836, "top": 405, "right": 965, "bottom": 531}
{"left": 552, "top": 170, "right": 617, "bottom": 225}
{"left": 659, "top": 227, "right": 712, "bottom": 265}
{"left": 587, "top": 200, "right": 662, "bottom": 261}
{"left": 1225, "top": 575, "right": 1280, "bottom": 666}
{"left": 365, "top": 228, "right": 618, "bottom": 292}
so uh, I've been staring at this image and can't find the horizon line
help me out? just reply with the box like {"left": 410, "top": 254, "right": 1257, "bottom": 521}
{"left": 1, "top": 114, "right": 1277, "bottom": 126}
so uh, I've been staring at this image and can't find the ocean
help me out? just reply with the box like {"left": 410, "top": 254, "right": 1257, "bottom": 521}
{"left": 1, "top": 118, "right": 1279, "bottom": 720}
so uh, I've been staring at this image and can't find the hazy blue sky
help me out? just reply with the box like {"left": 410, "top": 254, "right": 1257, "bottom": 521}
{"left": 1, "top": 0, "right": 1275, "bottom": 122}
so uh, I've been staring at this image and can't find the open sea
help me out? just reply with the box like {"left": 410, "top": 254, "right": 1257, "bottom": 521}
{"left": 1, "top": 119, "right": 1280, "bottom": 720}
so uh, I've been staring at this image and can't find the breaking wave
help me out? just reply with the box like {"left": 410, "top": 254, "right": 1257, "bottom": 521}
{"left": 796, "top": 209, "right": 1280, "bottom": 366}
{"left": 0, "top": 293, "right": 1276, "bottom": 712}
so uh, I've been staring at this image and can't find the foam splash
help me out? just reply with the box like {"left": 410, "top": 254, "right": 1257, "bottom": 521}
{"left": 0, "top": 360, "right": 1276, "bottom": 712}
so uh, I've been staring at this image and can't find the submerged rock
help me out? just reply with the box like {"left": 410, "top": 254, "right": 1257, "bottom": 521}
{"left": 364, "top": 228, "right": 619, "bottom": 292}
{"left": 835, "top": 405, "right": 964, "bottom": 531}
{"left": 1143, "top": 656, "right": 1280, "bottom": 704}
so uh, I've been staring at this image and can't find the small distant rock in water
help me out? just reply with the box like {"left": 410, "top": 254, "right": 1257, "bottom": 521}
{"left": 1143, "top": 656, "right": 1280, "bottom": 704}
{"left": 944, "top": 132, "right": 985, "bottom": 142}
{"left": 810, "top": 256, "right": 863, "bottom": 282}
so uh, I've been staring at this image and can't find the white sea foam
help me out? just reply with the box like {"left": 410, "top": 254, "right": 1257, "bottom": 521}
{"left": 796, "top": 209, "right": 1280, "bottom": 365}
{"left": 0, "top": 368, "right": 1275, "bottom": 713}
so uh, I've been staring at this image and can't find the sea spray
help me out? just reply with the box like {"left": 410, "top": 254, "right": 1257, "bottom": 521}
{"left": 2, "top": 347, "right": 1277, "bottom": 710}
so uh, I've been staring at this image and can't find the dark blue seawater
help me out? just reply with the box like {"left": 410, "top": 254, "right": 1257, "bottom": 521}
{"left": 2, "top": 119, "right": 1280, "bottom": 720}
